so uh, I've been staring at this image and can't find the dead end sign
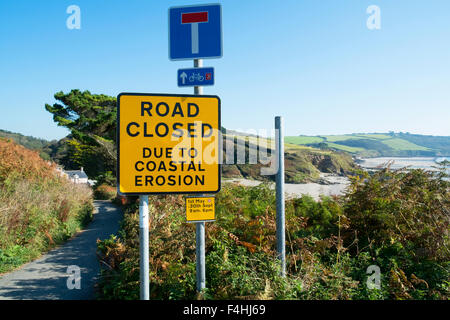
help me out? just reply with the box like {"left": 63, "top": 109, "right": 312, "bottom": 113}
{"left": 117, "top": 93, "right": 221, "bottom": 195}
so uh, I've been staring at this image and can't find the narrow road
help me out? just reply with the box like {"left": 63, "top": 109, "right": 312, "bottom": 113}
{"left": 0, "top": 200, "right": 122, "bottom": 300}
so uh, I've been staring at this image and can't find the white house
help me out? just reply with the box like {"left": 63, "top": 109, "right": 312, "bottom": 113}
{"left": 64, "top": 167, "right": 89, "bottom": 184}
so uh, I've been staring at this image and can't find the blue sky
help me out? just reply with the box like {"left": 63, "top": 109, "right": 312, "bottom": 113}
{"left": 0, "top": 0, "right": 449, "bottom": 141}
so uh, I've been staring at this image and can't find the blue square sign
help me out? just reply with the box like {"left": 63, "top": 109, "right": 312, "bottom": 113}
{"left": 178, "top": 67, "right": 214, "bottom": 87}
{"left": 169, "top": 4, "right": 222, "bottom": 60}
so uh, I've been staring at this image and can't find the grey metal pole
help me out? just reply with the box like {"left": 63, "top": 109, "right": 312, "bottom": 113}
{"left": 194, "top": 58, "right": 206, "bottom": 292}
{"left": 275, "top": 116, "right": 286, "bottom": 277}
{"left": 196, "top": 221, "right": 206, "bottom": 291}
{"left": 194, "top": 58, "right": 203, "bottom": 94}
{"left": 139, "top": 195, "right": 150, "bottom": 300}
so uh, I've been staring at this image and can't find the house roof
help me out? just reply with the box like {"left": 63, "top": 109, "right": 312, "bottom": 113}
{"left": 65, "top": 170, "right": 88, "bottom": 179}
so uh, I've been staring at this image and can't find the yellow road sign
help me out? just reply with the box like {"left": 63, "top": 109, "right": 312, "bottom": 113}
{"left": 186, "top": 196, "right": 215, "bottom": 222}
{"left": 117, "top": 93, "right": 221, "bottom": 195}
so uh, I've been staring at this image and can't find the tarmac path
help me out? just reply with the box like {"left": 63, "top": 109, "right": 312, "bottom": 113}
{"left": 0, "top": 200, "right": 122, "bottom": 300}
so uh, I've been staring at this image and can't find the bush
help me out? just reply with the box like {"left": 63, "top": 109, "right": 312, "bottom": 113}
{"left": 94, "top": 184, "right": 116, "bottom": 200}
{"left": 0, "top": 139, "right": 93, "bottom": 273}
{"left": 342, "top": 166, "right": 449, "bottom": 299}
{"left": 97, "top": 166, "right": 449, "bottom": 300}
{"left": 94, "top": 171, "right": 116, "bottom": 187}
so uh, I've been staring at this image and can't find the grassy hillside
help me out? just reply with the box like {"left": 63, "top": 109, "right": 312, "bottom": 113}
{"left": 0, "top": 129, "right": 90, "bottom": 173}
{"left": 222, "top": 132, "right": 357, "bottom": 183}
{"left": 0, "top": 138, "right": 93, "bottom": 273}
{"left": 286, "top": 132, "right": 450, "bottom": 157}
{"left": 0, "top": 129, "right": 55, "bottom": 160}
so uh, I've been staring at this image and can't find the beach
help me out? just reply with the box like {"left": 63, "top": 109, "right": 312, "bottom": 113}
{"left": 224, "top": 173, "right": 351, "bottom": 201}
{"left": 356, "top": 157, "right": 448, "bottom": 171}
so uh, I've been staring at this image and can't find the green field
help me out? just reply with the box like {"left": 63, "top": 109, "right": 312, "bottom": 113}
{"left": 232, "top": 132, "right": 448, "bottom": 157}
{"left": 235, "top": 135, "right": 320, "bottom": 152}
{"left": 381, "top": 138, "right": 430, "bottom": 151}
{"left": 326, "top": 142, "right": 365, "bottom": 153}
{"left": 321, "top": 135, "right": 365, "bottom": 142}
{"left": 285, "top": 136, "right": 324, "bottom": 144}
{"left": 356, "top": 134, "right": 392, "bottom": 140}
{"left": 285, "top": 132, "right": 450, "bottom": 157}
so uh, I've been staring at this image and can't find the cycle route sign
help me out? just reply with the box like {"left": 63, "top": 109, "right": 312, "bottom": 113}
{"left": 178, "top": 67, "right": 214, "bottom": 87}
{"left": 169, "top": 4, "right": 222, "bottom": 60}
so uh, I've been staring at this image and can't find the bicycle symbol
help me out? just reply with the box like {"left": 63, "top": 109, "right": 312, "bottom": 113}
{"left": 189, "top": 73, "right": 204, "bottom": 82}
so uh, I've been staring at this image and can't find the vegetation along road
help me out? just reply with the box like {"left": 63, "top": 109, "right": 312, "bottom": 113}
{"left": 0, "top": 201, "right": 122, "bottom": 300}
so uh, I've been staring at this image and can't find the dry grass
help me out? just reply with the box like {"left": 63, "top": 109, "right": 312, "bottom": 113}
{"left": 94, "top": 184, "right": 116, "bottom": 200}
{"left": 0, "top": 138, "right": 93, "bottom": 273}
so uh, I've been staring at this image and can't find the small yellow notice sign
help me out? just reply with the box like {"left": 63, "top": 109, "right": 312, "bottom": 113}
{"left": 117, "top": 93, "right": 221, "bottom": 195}
{"left": 186, "top": 196, "right": 215, "bottom": 222}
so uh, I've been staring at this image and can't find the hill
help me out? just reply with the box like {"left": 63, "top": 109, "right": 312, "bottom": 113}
{"left": 222, "top": 130, "right": 356, "bottom": 183}
{"left": 2, "top": 127, "right": 357, "bottom": 184}
{"left": 0, "top": 129, "right": 81, "bottom": 171}
{"left": 286, "top": 132, "right": 450, "bottom": 157}
{"left": 0, "top": 129, "right": 55, "bottom": 160}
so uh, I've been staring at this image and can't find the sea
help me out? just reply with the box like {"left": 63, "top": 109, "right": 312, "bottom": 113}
{"left": 357, "top": 157, "right": 449, "bottom": 173}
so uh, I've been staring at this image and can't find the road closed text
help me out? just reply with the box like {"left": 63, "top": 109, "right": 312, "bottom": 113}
{"left": 125, "top": 101, "right": 214, "bottom": 139}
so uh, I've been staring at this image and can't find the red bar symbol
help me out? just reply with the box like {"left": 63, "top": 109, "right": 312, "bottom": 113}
{"left": 182, "top": 12, "right": 208, "bottom": 24}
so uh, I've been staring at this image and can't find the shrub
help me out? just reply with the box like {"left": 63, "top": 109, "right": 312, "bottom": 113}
{"left": 342, "top": 166, "right": 449, "bottom": 299}
{"left": 0, "top": 139, "right": 93, "bottom": 273}
{"left": 96, "top": 166, "right": 449, "bottom": 300}
{"left": 94, "top": 184, "right": 116, "bottom": 200}
{"left": 94, "top": 171, "right": 116, "bottom": 187}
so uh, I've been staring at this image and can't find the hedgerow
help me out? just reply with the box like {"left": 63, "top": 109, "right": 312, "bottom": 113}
{"left": 0, "top": 139, "right": 93, "bottom": 273}
{"left": 97, "top": 164, "right": 449, "bottom": 300}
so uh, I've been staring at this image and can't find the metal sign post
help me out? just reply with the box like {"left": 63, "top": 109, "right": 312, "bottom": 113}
{"left": 169, "top": 3, "right": 222, "bottom": 295}
{"left": 118, "top": 92, "right": 220, "bottom": 299}
{"left": 194, "top": 58, "right": 206, "bottom": 292}
{"left": 275, "top": 116, "right": 286, "bottom": 277}
{"left": 139, "top": 195, "right": 150, "bottom": 299}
